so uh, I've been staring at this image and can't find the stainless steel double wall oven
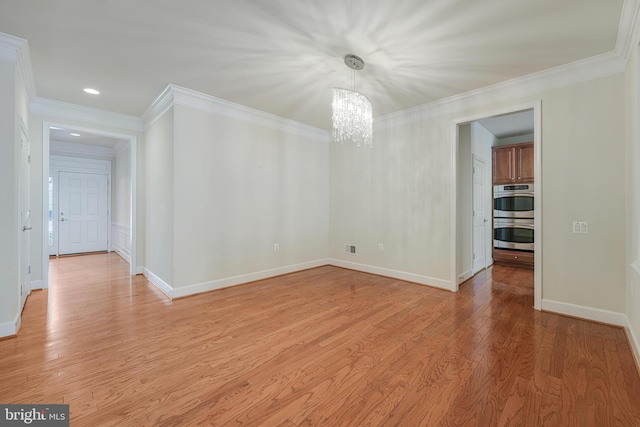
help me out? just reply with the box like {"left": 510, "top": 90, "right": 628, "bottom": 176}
{"left": 493, "top": 183, "right": 534, "bottom": 251}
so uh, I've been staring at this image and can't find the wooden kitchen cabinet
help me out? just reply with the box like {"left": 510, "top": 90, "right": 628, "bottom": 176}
{"left": 492, "top": 142, "right": 534, "bottom": 184}
{"left": 493, "top": 248, "right": 534, "bottom": 269}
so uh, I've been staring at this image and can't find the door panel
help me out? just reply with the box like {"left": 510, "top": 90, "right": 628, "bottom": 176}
{"left": 58, "top": 172, "right": 108, "bottom": 255}
{"left": 19, "top": 128, "right": 31, "bottom": 310}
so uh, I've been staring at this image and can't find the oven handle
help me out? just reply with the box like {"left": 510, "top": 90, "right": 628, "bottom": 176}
{"left": 494, "top": 192, "right": 534, "bottom": 198}
{"left": 494, "top": 224, "right": 535, "bottom": 230}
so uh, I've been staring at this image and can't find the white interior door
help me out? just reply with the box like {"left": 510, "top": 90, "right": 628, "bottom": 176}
{"left": 19, "top": 128, "right": 31, "bottom": 310}
{"left": 58, "top": 172, "right": 109, "bottom": 255}
{"left": 473, "top": 157, "right": 487, "bottom": 274}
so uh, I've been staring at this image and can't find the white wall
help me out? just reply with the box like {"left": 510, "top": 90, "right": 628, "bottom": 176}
{"left": 541, "top": 76, "right": 626, "bottom": 311}
{"left": 113, "top": 143, "right": 131, "bottom": 261}
{"left": 330, "top": 71, "right": 627, "bottom": 312}
{"left": 169, "top": 103, "right": 330, "bottom": 293}
{"left": 143, "top": 108, "right": 174, "bottom": 287}
{"left": 625, "top": 43, "right": 640, "bottom": 365}
{"left": 329, "top": 111, "right": 452, "bottom": 289}
{"left": 0, "top": 53, "right": 29, "bottom": 335}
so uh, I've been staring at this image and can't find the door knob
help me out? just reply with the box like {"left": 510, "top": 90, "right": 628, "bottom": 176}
{"left": 22, "top": 226, "right": 32, "bottom": 232}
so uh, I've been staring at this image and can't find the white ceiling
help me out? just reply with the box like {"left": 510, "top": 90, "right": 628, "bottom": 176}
{"left": 0, "top": 0, "right": 626, "bottom": 130}
{"left": 477, "top": 110, "right": 534, "bottom": 139}
{"left": 49, "top": 128, "right": 121, "bottom": 148}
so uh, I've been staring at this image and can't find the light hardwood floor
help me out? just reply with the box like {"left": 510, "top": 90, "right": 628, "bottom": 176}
{"left": 1, "top": 253, "right": 639, "bottom": 426}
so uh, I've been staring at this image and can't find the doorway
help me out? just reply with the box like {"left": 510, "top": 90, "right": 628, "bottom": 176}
{"left": 42, "top": 123, "right": 138, "bottom": 288}
{"left": 49, "top": 154, "right": 112, "bottom": 256}
{"left": 451, "top": 102, "right": 542, "bottom": 309}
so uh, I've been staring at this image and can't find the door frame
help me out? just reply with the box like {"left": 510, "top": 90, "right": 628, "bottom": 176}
{"left": 450, "top": 101, "right": 542, "bottom": 310}
{"left": 41, "top": 123, "right": 138, "bottom": 288}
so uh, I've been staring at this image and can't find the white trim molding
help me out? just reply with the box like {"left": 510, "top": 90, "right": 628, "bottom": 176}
{"left": 171, "top": 259, "right": 331, "bottom": 299}
{"left": 142, "top": 260, "right": 331, "bottom": 299}
{"left": 141, "top": 268, "right": 173, "bottom": 299}
{"left": 329, "top": 258, "right": 452, "bottom": 291}
{"left": 541, "top": 299, "right": 627, "bottom": 327}
{"left": 30, "top": 279, "right": 43, "bottom": 291}
{"left": 625, "top": 316, "right": 640, "bottom": 374}
{"left": 0, "top": 32, "right": 36, "bottom": 102}
{"left": 458, "top": 269, "right": 474, "bottom": 285}
{"left": 142, "top": 84, "right": 331, "bottom": 142}
{"left": 617, "top": 0, "right": 640, "bottom": 61}
{"left": 377, "top": 50, "right": 625, "bottom": 128}
{"left": 32, "top": 97, "right": 143, "bottom": 132}
{"left": 0, "top": 311, "right": 21, "bottom": 339}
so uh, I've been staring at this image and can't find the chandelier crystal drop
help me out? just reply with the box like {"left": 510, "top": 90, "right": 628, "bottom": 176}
{"left": 332, "top": 88, "right": 373, "bottom": 147}
{"left": 332, "top": 54, "right": 373, "bottom": 148}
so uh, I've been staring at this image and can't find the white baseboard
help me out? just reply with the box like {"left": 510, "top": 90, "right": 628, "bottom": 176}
{"left": 171, "top": 259, "right": 332, "bottom": 298}
{"left": 458, "top": 269, "right": 474, "bottom": 285}
{"left": 625, "top": 316, "right": 640, "bottom": 374}
{"left": 0, "top": 311, "right": 21, "bottom": 338}
{"left": 328, "top": 258, "right": 452, "bottom": 291}
{"left": 144, "top": 258, "right": 454, "bottom": 300}
{"left": 30, "top": 279, "right": 43, "bottom": 290}
{"left": 541, "top": 299, "right": 626, "bottom": 327}
{"left": 135, "top": 266, "right": 144, "bottom": 275}
{"left": 142, "top": 268, "right": 173, "bottom": 298}
{"left": 113, "top": 249, "right": 131, "bottom": 264}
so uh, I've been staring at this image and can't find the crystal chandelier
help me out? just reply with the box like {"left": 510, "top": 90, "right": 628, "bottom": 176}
{"left": 332, "top": 54, "right": 373, "bottom": 147}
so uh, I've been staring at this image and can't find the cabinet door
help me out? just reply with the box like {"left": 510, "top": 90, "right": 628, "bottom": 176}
{"left": 516, "top": 143, "right": 534, "bottom": 182}
{"left": 492, "top": 146, "right": 515, "bottom": 184}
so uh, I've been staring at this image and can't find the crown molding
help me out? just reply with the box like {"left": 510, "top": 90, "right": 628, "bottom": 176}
{"left": 50, "top": 139, "right": 116, "bottom": 158}
{"left": 141, "top": 84, "right": 174, "bottom": 130}
{"left": 0, "top": 32, "right": 37, "bottom": 102}
{"left": 376, "top": 49, "right": 626, "bottom": 127}
{"left": 143, "top": 84, "right": 331, "bottom": 142}
{"left": 617, "top": 0, "right": 640, "bottom": 61}
{"left": 31, "top": 97, "right": 143, "bottom": 132}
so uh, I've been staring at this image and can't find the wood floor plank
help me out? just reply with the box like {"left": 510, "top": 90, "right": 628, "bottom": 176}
{"left": 0, "top": 254, "right": 639, "bottom": 426}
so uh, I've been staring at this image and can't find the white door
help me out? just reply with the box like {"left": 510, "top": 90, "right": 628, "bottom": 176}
{"left": 58, "top": 172, "right": 109, "bottom": 255}
{"left": 19, "top": 128, "right": 31, "bottom": 310}
{"left": 472, "top": 157, "right": 487, "bottom": 274}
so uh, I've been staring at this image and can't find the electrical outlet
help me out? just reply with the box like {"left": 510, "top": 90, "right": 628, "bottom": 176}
{"left": 273, "top": 243, "right": 279, "bottom": 252}
{"left": 572, "top": 222, "right": 589, "bottom": 234}
{"left": 378, "top": 243, "right": 384, "bottom": 252}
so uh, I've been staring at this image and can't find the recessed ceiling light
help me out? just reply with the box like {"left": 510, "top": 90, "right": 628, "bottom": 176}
{"left": 70, "top": 133, "right": 81, "bottom": 137}
{"left": 83, "top": 88, "right": 100, "bottom": 95}
{"left": 49, "top": 126, "right": 64, "bottom": 130}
